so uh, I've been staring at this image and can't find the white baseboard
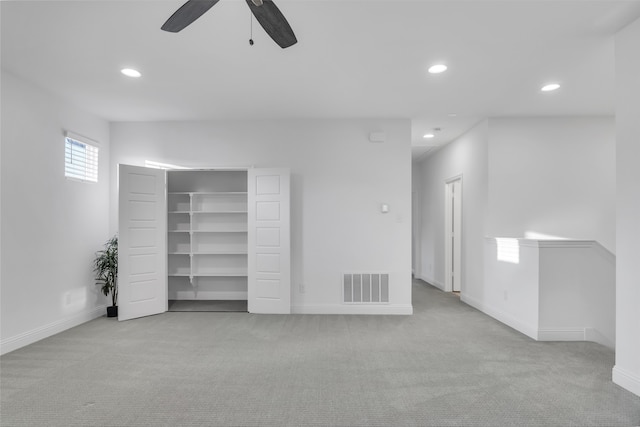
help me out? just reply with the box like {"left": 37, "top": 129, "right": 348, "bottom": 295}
{"left": 417, "top": 274, "right": 445, "bottom": 291}
{"left": 430, "top": 279, "right": 445, "bottom": 291}
{"left": 292, "top": 304, "right": 413, "bottom": 315}
{"left": 584, "top": 327, "right": 615, "bottom": 349}
{"left": 461, "top": 294, "right": 538, "bottom": 340}
{"left": 537, "top": 328, "right": 585, "bottom": 341}
{"left": 0, "top": 305, "right": 107, "bottom": 356}
{"left": 613, "top": 365, "right": 640, "bottom": 397}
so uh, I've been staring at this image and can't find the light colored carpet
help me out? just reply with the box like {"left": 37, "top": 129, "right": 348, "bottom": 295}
{"left": 168, "top": 300, "right": 248, "bottom": 312}
{"left": 1, "top": 280, "right": 639, "bottom": 426}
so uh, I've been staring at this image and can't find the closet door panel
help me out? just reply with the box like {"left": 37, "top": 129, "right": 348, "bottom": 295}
{"left": 248, "top": 169, "right": 291, "bottom": 314}
{"left": 118, "top": 164, "right": 168, "bottom": 321}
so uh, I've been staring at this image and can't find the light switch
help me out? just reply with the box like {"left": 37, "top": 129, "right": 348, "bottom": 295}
{"left": 381, "top": 204, "right": 389, "bottom": 213}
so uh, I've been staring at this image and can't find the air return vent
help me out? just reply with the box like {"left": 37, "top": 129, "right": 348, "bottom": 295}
{"left": 343, "top": 273, "right": 389, "bottom": 304}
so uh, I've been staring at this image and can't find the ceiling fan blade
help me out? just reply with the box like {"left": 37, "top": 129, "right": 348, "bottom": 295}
{"left": 161, "top": 0, "right": 221, "bottom": 33}
{"left": 246, "top": 0, "right": 297, "bottom": 49}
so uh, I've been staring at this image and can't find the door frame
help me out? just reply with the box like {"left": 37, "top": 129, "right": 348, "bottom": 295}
{"left": 444, "top": 175, "right": 462, "bottom": 293}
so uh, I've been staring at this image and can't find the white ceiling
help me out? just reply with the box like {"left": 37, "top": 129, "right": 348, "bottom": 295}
{"left": 2, "top": 0, "right": 639, "bottom": 160}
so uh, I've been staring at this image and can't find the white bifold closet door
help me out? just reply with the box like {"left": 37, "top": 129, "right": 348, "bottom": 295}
{"left": 118, "top": 165, "right": 291, "bottom": 320}
{"left": 117, "top": 164, "right": 168, "bottom": 321}
{"left": 247, "top": 168, "right": 291, "bottom": 314}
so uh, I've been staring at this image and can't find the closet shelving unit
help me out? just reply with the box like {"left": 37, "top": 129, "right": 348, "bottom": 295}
{"left": 166, "top": 170, "right": 249, "bottom": 300}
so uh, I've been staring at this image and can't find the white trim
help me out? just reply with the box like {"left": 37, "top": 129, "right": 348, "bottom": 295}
{"left": 445, "top": 173, "right": 463, "bottom": 184}
{"left": 418, "top": 274, "right": 445, "bottom": 291}
{"left": 0, "top": 305, "right": 107, "bottom": 355}
{"left": 444, "top": 177, "right": 462, "bottom": 292}
{"left": 64, "top": 130, "right": 99, "bottom": 146}
{"left": 537, "top": 328, "right": 586, "bottom": 341}
{"left": 484, "top": 238, "right": 616, "bottom": 264}
{"left": 292, "top": 304, "right": 413, "bottom": 315}
{"left": 461, "top": 293, "right": 539, "bottom": 340}
{"left": 584, "top": 327, "right": 615, "bottom": 349}
{"left": 612, "top": 365, "right": 640, "bottom": 397}
{"left": 485, "top": 237, "right": 614, "bottom": 253}
{"left": 536, "top": 240, "right": 594, "bottom": 248}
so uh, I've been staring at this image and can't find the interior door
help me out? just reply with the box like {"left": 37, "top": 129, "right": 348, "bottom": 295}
{"left": 118, "top": 164, "right": 168, "bottom": 321}
{"left": 452, "top": 179, "right": 462, "bottom": 292}
{"left": 248, "top": 168, "right": 291, "bottom": 314}
{"left": 445, "top": 177, "right": 462, "bottom": 292}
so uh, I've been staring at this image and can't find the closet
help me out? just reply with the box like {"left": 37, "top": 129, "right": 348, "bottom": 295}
{"left": 167, "top": 170, "right": 249, "bottom": 303}
{"left": 117, "top": 164, "right": 291, "bottom": 321}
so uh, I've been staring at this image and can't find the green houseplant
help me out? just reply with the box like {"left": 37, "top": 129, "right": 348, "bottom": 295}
{"left": 94, "top": 235, "right": 118, "bottom": 317}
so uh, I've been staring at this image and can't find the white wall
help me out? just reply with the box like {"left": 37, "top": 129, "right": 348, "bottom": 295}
{"left": 482, "top": 238, "right": 540, "bottom": 338}
{"left": 110, "top": 119, "right": 413, "bottom": 314}
{"left": 487, "top": 117, "right": 616, "bottom": 253}
{"left": 416, "top": 116, "right": 616, "bottom": 347}
{"left": 613, "top": 17, "right": 640, "bottom": 397}
{"left": 482, "top": 238, "right": 615, "bottom": 348}
{"left": 411, "top": 160, "right": 421, "bottom": 276}
{"left": 538, "top": 242, "right": 615, "bottom": 348}
{"left": 415, "top": 120, "right": 489, "bottom": 296}
{"left": 1, "top": 70, "right": 111, "bottom": 354}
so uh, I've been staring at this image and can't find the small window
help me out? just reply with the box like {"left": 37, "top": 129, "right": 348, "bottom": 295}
{"left": 65, "top": 134, "right": 98, "bottom": 183}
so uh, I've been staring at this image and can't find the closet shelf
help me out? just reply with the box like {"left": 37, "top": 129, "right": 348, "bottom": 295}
{"left": 169, "top": 272, "right": 248, "bottom": 277}
{"left": 168, "top": 191, "right": 248, "bottom": 195}
{"left": 191, "top": 229, "right": 248, "bottom": 233}
{"left": 195, "top": 272, "right": 248, "bottom": 277}
{"left": 192, "top": 210, "right": 248, "bottom": 214}
{"left": 168, "top": 251, "right": 248, "bottom": 255}
{"left": 169, "top": 210, "right": 247, "bottom": 214}
{"left": 193, "top": 251, "right": 248, "bottom": 255}
{"left": 169, "top": 229, "right": 247, "bottom": 233}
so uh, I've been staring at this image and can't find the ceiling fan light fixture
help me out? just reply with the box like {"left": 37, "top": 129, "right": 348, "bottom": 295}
{"left": 161, "top": 0, "right": 296, "bottom": 48}
{"left": 121, "top": 68, "right": 141, "bottom": 78}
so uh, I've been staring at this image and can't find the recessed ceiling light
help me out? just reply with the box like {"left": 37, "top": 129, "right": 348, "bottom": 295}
{"left": 541, "top": 83, "right": 560, "bottom": 92}
{"left": 423, "top": 133, "right": 435, "bottom": 139}
{"left": 428, "top": 64, "right": 448, "bottom": 74}
{"left": 121, "top": 68, "right": 142, "bottom": 78}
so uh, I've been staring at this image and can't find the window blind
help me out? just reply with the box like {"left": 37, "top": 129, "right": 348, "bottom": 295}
{"left": 65, "top": 136, "right": 99, "bottom": 183}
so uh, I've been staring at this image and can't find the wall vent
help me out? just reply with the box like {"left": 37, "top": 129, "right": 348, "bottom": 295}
{"left": 343, "top": 273, "right": 389, "bottom": 304}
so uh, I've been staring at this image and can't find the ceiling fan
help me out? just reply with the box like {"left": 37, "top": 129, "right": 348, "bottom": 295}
{"left": 161, "top": 0, "right": 297, "bottom": 49}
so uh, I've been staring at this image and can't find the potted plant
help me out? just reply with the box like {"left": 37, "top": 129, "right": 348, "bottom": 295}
{"left": 94, "top": 235, "right": 118, "bottom": 317}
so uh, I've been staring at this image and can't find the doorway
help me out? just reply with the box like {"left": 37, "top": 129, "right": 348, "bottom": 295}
{"left": 445, "top": 176, "right": 462, "bottom": 292}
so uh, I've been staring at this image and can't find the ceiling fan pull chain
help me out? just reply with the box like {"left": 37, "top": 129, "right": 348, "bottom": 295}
{"left": 249, "top": 11, "right": 254, "bottom": 46}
